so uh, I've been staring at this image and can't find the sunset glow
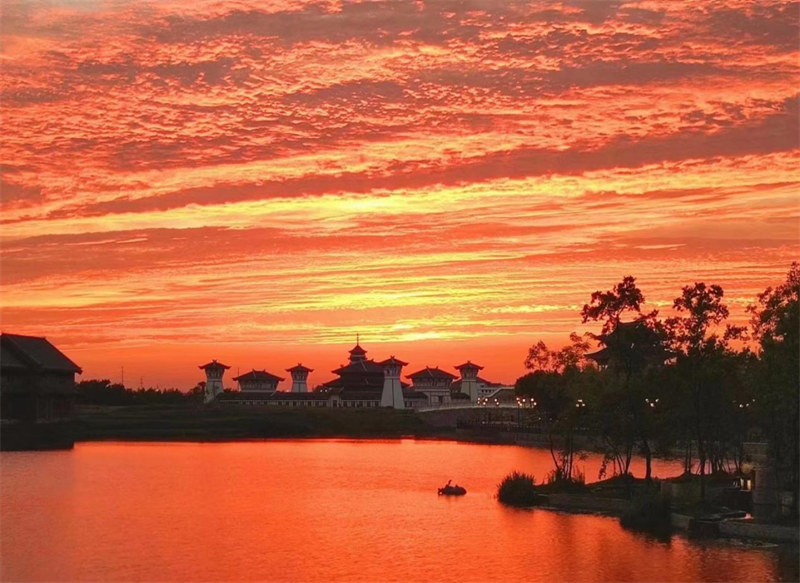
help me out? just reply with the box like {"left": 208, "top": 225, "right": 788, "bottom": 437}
{"left": 1, "top": 0, "right": 798, "bottom": 387}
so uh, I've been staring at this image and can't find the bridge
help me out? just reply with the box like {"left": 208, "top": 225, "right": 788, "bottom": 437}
{"left": 415, "top": 402, "right": 526, "bottom": 413}
{"left": 415, "top": 401, "right": 543, "bottom": 431}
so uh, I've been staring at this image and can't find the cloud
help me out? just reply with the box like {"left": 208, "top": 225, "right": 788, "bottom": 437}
{"left": 0, "top": 0, "right": 798, "bottom": 385}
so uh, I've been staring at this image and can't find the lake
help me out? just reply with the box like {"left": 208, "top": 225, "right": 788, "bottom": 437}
{"left": 1, "top": 440, "right": 797, "bottom": 582}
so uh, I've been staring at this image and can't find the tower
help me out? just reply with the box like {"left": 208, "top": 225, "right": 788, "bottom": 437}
{"left": 348, "top": 336, "right": 367, "bottom": 363}
{"left": 379, "top": 356, "right": 407, "bottom": 409}
{"left": 455, "top": 361, "right": 483, "bottom": 403}
{"left": 286, "top": 364, "right": 313, "bottom": 393}
{"left": 198, "top": 360, "right": 230, "bottom": 404}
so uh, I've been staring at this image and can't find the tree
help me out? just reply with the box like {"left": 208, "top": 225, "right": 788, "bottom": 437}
{"left": 748, "top": 263, "right": 799, "bottom": 514}
{"left": 666, "top": 281, "right": 739, "bottom": 500}
{"left": 519, "top": 333, "right": 596, "bottom": 484}
{"left": 516, "top": 370, "right": 579, "bottom": 482}
{"left": 582, "top": 277, "right": 667, "bottom": 483}
{"left": 188, "top": 382, "right": 206, "bottom": 402}
{"left": 667, "top": 283, "right": 729, "bottom": 355}
{"left": 524, "top": 333, "right": 592, "bottom": 373}
{"left": 581, "top": 275, "right": 644, "bottom": 333}
{"left": 76, "top": 379, "right": 132, "bottom": 406}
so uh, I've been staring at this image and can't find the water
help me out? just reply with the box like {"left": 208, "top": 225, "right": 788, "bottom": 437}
{"left": 1, "top": 440, "right": 796, "bottom": 582}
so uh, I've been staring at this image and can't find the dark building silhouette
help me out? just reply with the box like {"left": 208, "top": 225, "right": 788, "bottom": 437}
{"left": 0, "top": 333, "right": 82, "bottom": 422}
{"left": 233, "top": 369, "right": 284, "bottom": 393}
{"left": 585, "top": 320, "right": 673, "bottom": 368}
{"left": 319, "top": 342, "right": 425, "bottom": 408}
{"left": 406, "top": 366, "right": 457, "bottom": 405}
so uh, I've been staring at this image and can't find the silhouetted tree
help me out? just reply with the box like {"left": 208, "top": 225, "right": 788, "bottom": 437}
{"left": 748, "top": 263, "right": 799, "bottom": 514}
{"left": 516, "top": 370, "right": 578, "bottom": 481}
{"left": 581, "top": 275, "right": 644, "bottom": 333}
{"left": 77, "top": 379, "right": 199, "bottom": 406}
{"left": 518, "top": 334, "right": 594, "bottom": 483}
{"left": 665, "top": 281, "right": 742, "bottom": 500}
{"left": 582, "top": 277, "right": 668, "bottom": 482}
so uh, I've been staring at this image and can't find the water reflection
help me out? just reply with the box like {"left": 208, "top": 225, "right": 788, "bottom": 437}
{"left": 1, "top": 440, "right": 796, "bottom": 582}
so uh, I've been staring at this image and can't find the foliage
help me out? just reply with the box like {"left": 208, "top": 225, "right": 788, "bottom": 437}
{"left": 517, "top": 263, "right": 798, "bottom": 513}
{"left": 748, "top": 262, "right": 799, "bottom": 510}
{"left": 546, "top": 467, "right": 585, "bottom": 489}
{"left": 497, "top": 471, "right": 538, "bottom": 507}
{"left": 580, "top": 277, "right": 668, "bottom": 483}
{"left": 581, "top": 275, "right": 644, "bottom": 333}
{"left": 524, "top": 333, "right": 593, "bottom": 373}
{"left": 77, "top": 379, "right": 200, "bottom": 406}
{"left": 515, "top": 369, "right": 584, "bottom": 482}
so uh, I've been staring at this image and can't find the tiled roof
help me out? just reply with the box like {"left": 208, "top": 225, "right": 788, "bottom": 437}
{"left": 585, "top": 347, "right": 610, "bottom": 362}
{"left": 454, "top": 360, "right": 484, "bottom": 370}
{"left": 348, "top": 343, "right": 367, "bottom": 355}
{"left": 233, "top": 369, "right": 284, "bottom": 382}
{"left": 0, "top": 333, "right": 82, "bottom": 374}
{"left": 378, "top": 356, "right": 408, "bottom": 367}
{"left": 450, "top": 377, "right": 496, "bottom": 390}
{"left": 198, "top": 359, "right": 230, "bottom": 370}
{"left": 286, "top": 364, "right": 314, "bottom": 373}
{"left": 406, "top": 366, "right": 457, "bottom": 380}
{"left": 331, "top": 359, "right": 385, "bottom": 375}
{"left": 0, "top": 343, "right": 27, "bottom": 369}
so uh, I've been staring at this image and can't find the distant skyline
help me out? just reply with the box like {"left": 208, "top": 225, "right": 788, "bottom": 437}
{"left": 1, "top": 0, "right": 798, "bottom": 388}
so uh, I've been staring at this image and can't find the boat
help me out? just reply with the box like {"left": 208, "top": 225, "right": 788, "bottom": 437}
{"left": 438, "top": 480, "right": 467, "bottom": 496}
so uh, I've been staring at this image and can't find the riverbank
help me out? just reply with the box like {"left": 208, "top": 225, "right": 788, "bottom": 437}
{"left": 518, "top": 475, "right": 799, "bottom": 546}
{"left": 74, "top": 404, "right": 455, "bottom": 441}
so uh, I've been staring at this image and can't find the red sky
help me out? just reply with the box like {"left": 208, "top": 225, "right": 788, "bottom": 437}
{"left": 1, "top": 0, "right": 798, "bottom": 389}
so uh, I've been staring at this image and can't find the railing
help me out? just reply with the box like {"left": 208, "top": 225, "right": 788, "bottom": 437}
{"left": 416, "top": 402, "right": 523, "bottom": 413}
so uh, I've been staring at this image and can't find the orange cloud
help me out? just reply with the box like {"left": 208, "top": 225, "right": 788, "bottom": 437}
{"left": 1, "top": 0, "right": 798, "bottom": 387}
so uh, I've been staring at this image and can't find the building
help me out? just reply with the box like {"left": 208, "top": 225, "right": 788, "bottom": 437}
{"left": 451, "top": 375, "right": 514, "bottom": 399}
{"left": 454, "top": 361, "right": 483, "bottom": 402}
{"left": 216, "top": 341, "right": 428, "bottom": 409}
{"left": 319, "top": 342, "right": 426, "bottom": 409}
{"left": 219, "top": 391, "right": 330, "bottom": 407}
{"left": 0, "top": 333, "right": 82, "bottom": 422}
{"left": 287, "top": 364, "right": 313, "bottom": 393}
{"left": 208, "top": 338, "right": 509, "bottom": 411}
{"left": 198, "top": 360, "right": 230, "bottom": 404}
{"left": 477, "top": 386, "right": 517, "bottom": 406}
{"left": 233, "top": 369, "right": 284, "bottom": 393}
{"left": 320, "top": 341, "right": 387, "bottom": 392}
{"left": 406, "top": 366, "right": 457, "bottom": 405}
{"left": 585, "top": 320, "right": 673, "bottom": 369}
{"left": 380, "top": 356, "right": 407, "bottom": 409}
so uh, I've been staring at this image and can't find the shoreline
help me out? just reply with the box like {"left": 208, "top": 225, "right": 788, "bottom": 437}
{"left": 4, "top": 408, "right": 797, "bottom": 549}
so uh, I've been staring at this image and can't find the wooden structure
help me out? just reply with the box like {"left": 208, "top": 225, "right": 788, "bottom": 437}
{"left": 0, "top": 333, "right": 82, "bottom": 422}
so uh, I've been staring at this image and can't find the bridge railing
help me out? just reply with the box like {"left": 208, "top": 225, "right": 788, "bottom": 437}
{"left": 416, "top": 402, "right": 522, "bottom": 413}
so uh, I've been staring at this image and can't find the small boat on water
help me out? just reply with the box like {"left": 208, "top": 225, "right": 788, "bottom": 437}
{"left": 438, "top": 480, "right": 467, "bottom": 496}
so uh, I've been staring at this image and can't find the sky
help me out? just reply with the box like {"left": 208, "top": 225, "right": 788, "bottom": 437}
{"left": 1, "top": 0, "right": 798, "bottom": 389}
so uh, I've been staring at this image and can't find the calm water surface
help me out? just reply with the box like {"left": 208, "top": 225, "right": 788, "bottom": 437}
{"left": 1, "top": 440, "right": 797, "bottom": 582}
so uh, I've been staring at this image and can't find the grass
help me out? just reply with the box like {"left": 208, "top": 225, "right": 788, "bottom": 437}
{"left": 497, "top": 471, "right": 538, "bottom": 507}
{"left": 537, "top": 468, "right": 587, "bottom": 494}
{"left": 70, "top": 404, "right": 451, "bottom": 441}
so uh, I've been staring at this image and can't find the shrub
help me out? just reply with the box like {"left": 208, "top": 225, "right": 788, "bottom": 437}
{"left": 620, "top": 490, "right": 672, "bottom": 532}
{"left": 497, "top": 471, "right": 538, "bottom": 507}
{"left": 545, "top": 468, "right": 586, "bottom": 491}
